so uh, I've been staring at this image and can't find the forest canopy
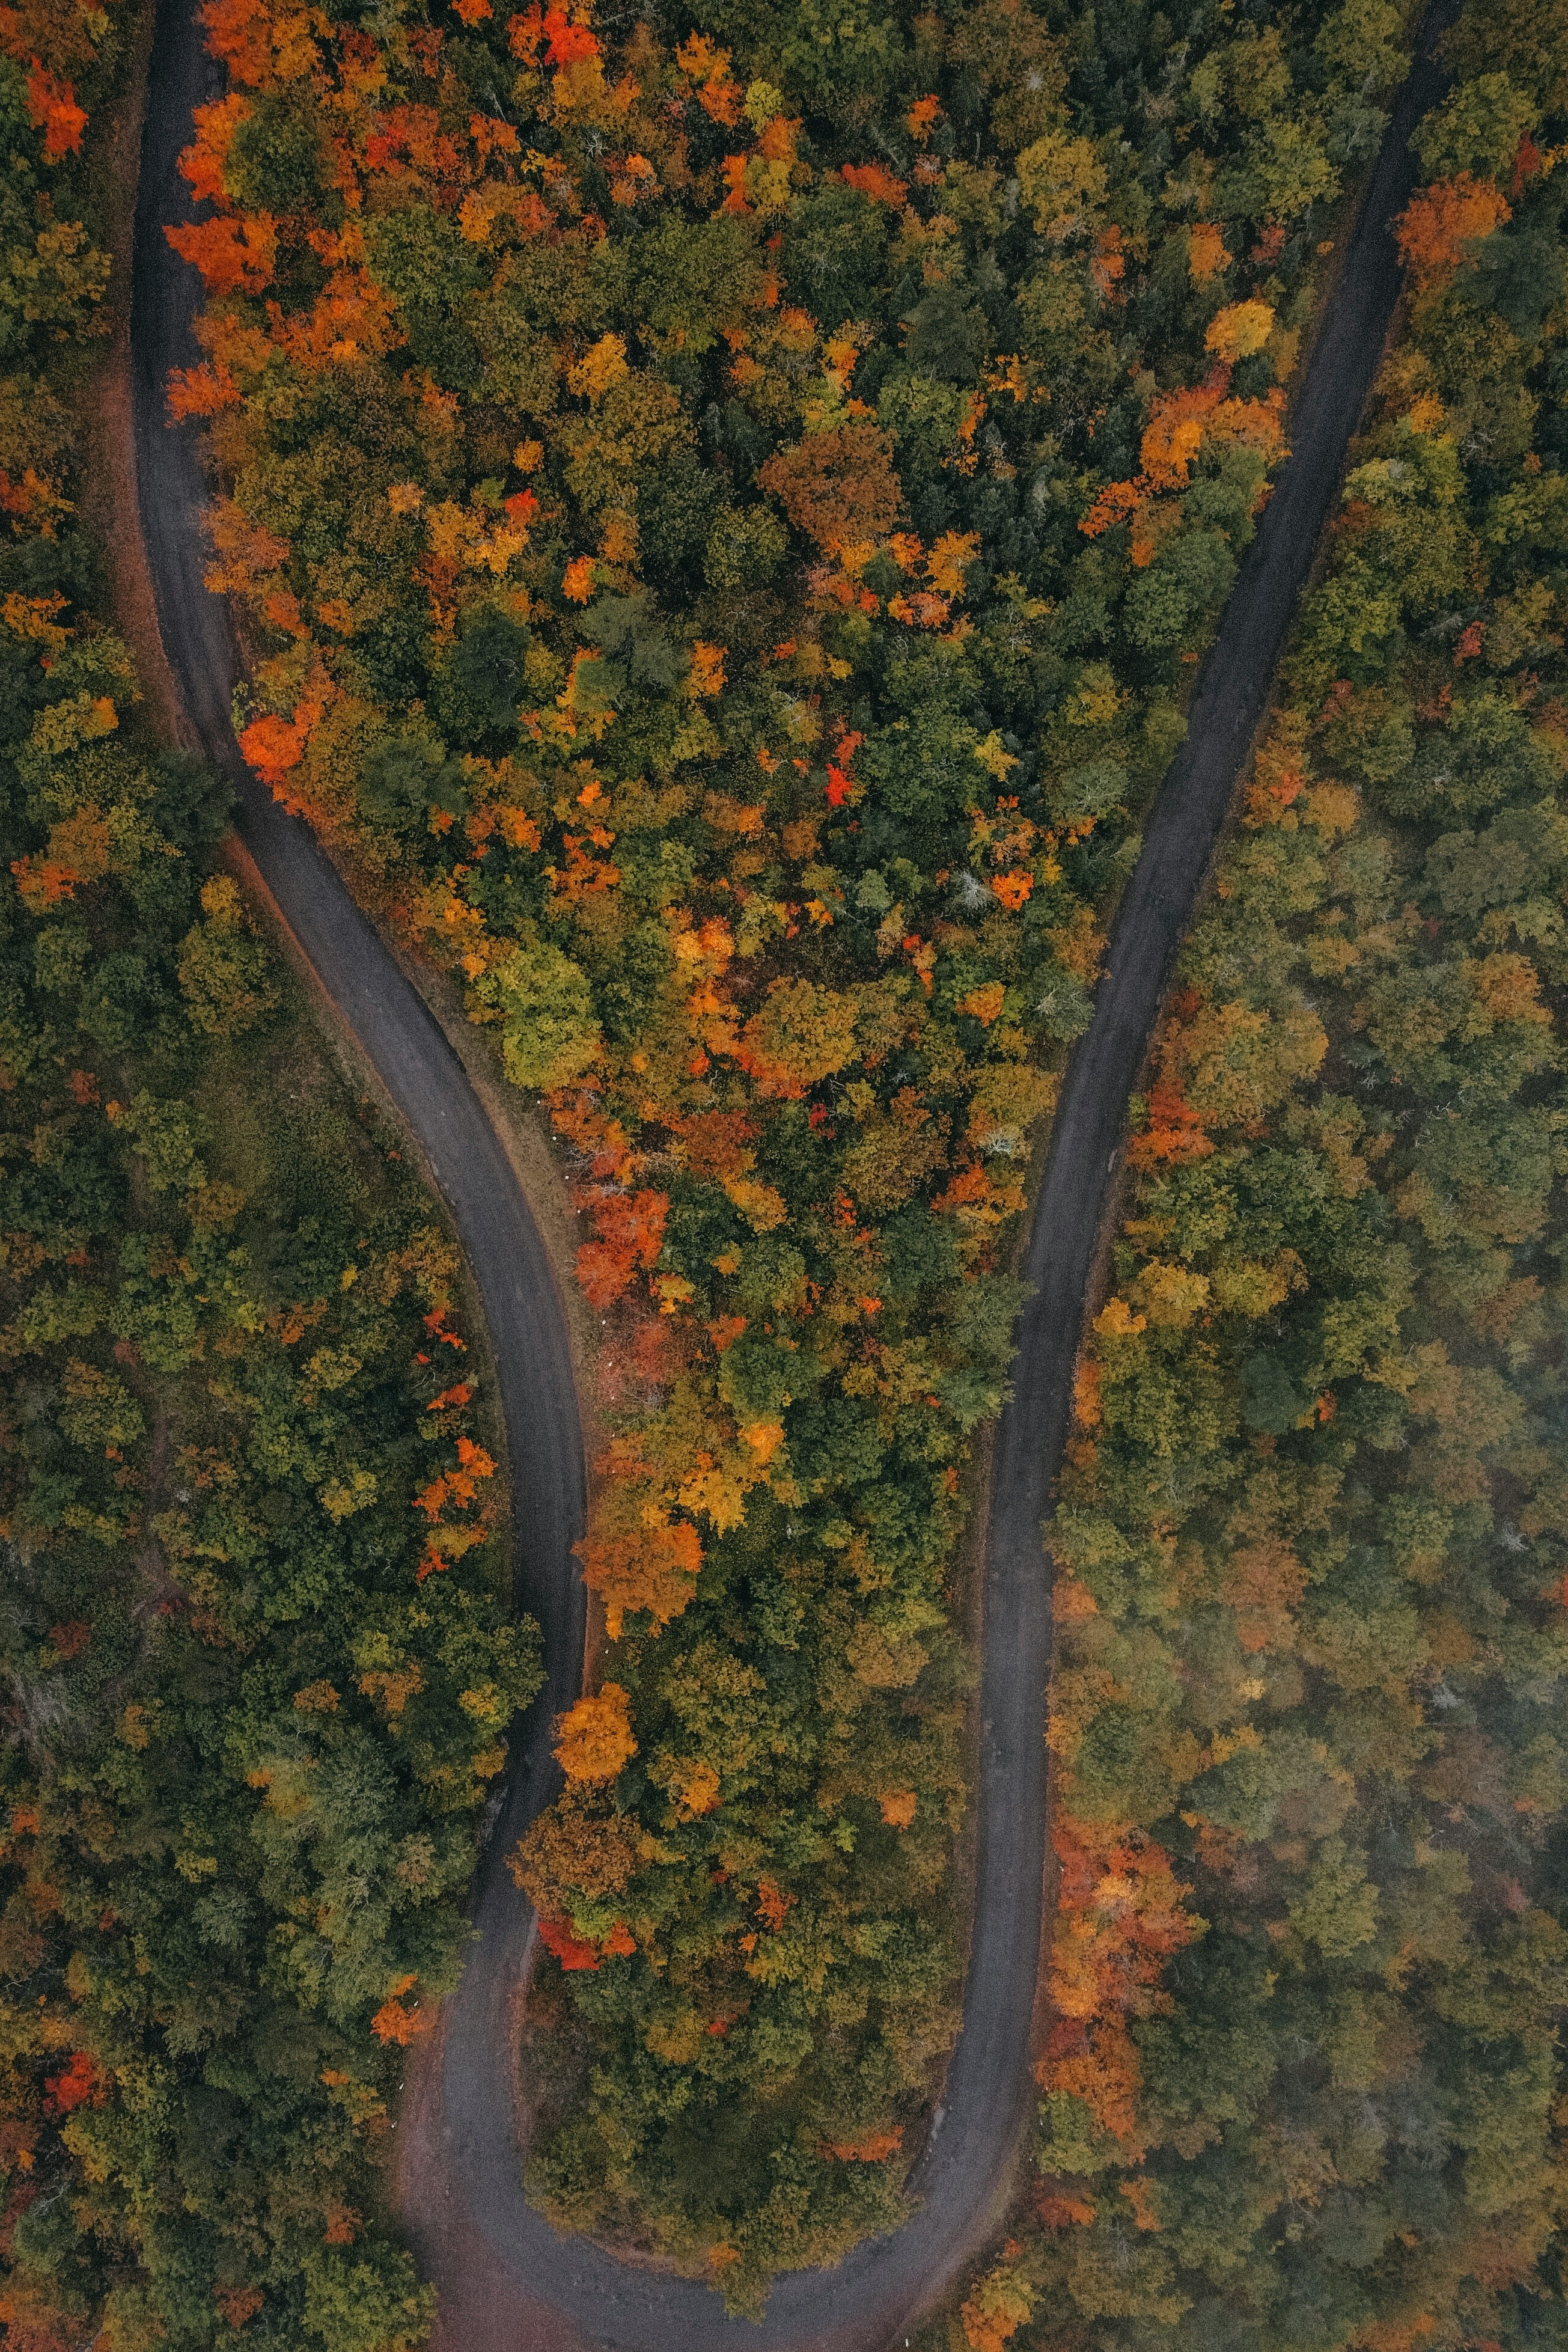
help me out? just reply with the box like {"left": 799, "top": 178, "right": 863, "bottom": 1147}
{"left": 0, "top": 17, "right": 540, "bottom": 2348}
{"left": 157, "top": 0, "right": 1448, "bottom": 2309}
{"left": 956, "top": 7, "right": 1568, "bottom": 2348}
{"left": 6, "top": 0, "right": 1568, "bottom": 2339}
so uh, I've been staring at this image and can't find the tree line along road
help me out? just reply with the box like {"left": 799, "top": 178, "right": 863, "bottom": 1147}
{"left": 129, "top": 2, "right": 1450, "bottom": 2339}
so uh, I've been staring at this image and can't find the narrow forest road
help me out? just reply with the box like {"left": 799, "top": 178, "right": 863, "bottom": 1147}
{"left": 130, "top": 3, "right": 1448, "bottom": 2342}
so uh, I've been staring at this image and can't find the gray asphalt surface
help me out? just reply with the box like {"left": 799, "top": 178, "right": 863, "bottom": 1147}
{"left": 130, "top": 1, "right": 1449, "bottom": 2340}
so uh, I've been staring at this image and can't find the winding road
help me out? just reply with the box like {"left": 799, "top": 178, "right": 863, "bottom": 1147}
{"left": 130, "top": 4, "right": 1449, "bottom": 2342}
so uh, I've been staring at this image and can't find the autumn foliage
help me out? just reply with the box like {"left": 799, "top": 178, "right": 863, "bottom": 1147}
{"left": 24, "top": 61, "right": 86, "bottom": 158}
{"left": 758, "top": 423, "right": 904, "bottom": 551}
{"left": 554, "top": 1682, "right": 638, "bottom": 1782}
{"left": 0, "top": 32, "right": 540, "bottom": 2318}
{"left": 1396, "top": 170, "right": 1512, "bottom": 292}
{"left": 146, "top": 0, "right": 1478, "bottom": 2311}
{"left": 992, "top": 34, "right": 1568, "bottom": 2335}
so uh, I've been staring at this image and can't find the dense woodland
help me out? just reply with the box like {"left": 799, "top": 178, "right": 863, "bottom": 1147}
{"left": 957, "top": 11, "right": 1568, "bottom": 2350}
{"left": 169, "top": 0, "right": 1432, "bottom": 2305}
{"left": 4, "top": 0, "right": 1566, "bottom": 2340}
{"left": 0, "top": 18, "right": 540, "bottom": 2348}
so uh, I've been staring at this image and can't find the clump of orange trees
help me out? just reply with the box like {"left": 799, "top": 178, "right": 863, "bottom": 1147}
{"left": 951, "top": 8, "right": 1568, "bottom": 2346}
{"left": 0, "top": 19, "right": 540, "bottom": 2350}
{"left": 170, "top": 0, "right": 1412, "bottom": 2301}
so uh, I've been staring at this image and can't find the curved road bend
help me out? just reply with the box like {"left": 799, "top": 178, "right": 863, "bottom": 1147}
{"left": 132, "top": 2, "right": 1449, "bottom": 2342}
{"left": 129, "top": 0, "right": 587, "bottom": 2062}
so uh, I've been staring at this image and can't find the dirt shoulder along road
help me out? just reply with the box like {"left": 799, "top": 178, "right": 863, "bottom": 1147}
{"left": 129, "top": 0, "right": 1450, "bottom": 2339}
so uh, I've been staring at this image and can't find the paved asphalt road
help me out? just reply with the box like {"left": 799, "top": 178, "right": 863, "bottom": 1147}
{"left": 131, "top": 2, "right": 1448, "bottom": 2339}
